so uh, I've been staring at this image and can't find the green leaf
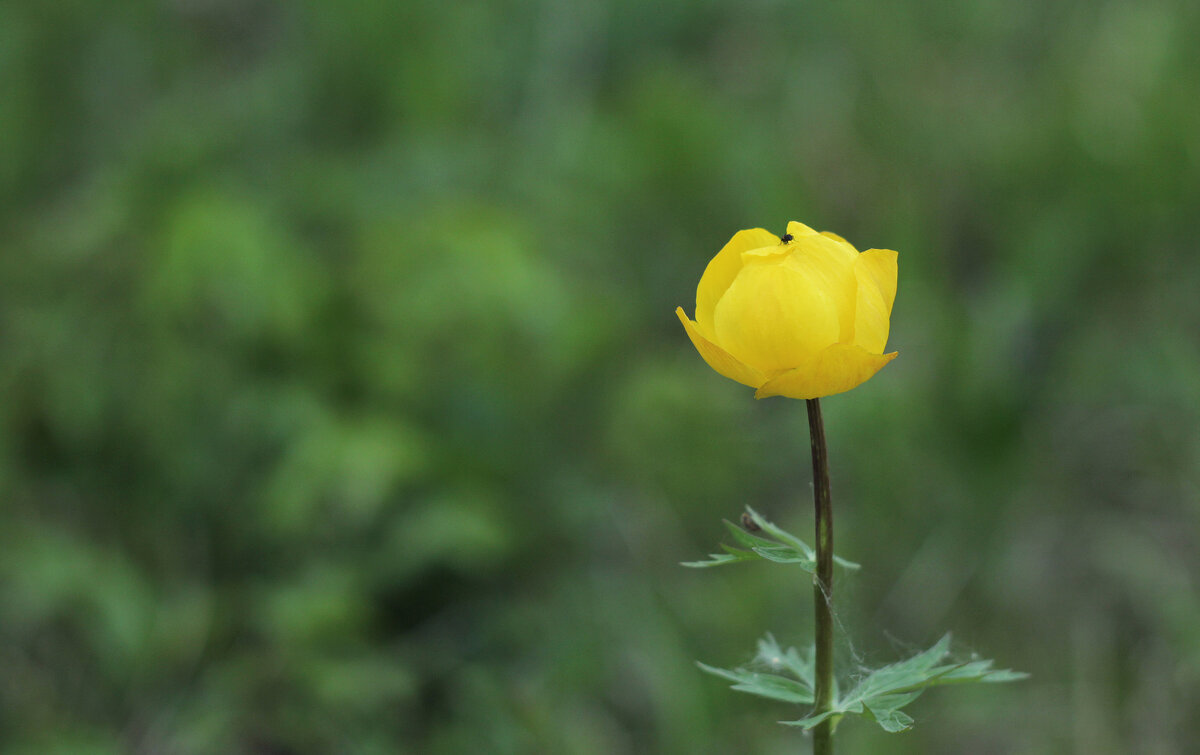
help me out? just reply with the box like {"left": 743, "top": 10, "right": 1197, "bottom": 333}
{"left": 696, "top": 662, "right": 814, "bottom": 704}
{"left": 754, "top": 634, "right": 814, "bottom": 683}
{"left": 680, "top": 545, "right": 756, "bottom": 568}
{"left": 978, "top": 669, "right": 1030, "bottom": 683}
{"left": 743, "top": 507, "right": 815, "bottom": 560}
{"left": 925, "top": 660, "right": 1030, "bottom": 685}
{"left": 865, "top": 703, "right": 915, "bottom": 733}
{"left": 861, "top": 690, "right": 924, "bottom": 710}
{"left": 733, "top": 634, "right": 1026, "bottom": 735}
{"left": 848, "top": 634, "right": 953, "bottom": 698}
{"left": 752, "top": 545, "right": 815, "bottom": 567}
{"left": 780, "top": 709, "right": 836, "bottom": 729}
{"left": 683, "top": 507, "right": 859, "bottom": 572}
{"left": 681, "top": 554, "right": 742, "bottom": 568}
{"left": 833, "top": 635, "right": 1026, "bottom": 733}
{"left": 928, "top": 659, "right": 994, "bottom": 680}
{"left": 721, "top": 519, "right": 783, "bottom": 551}
{"left": 833, "top": 554, "right": 862, "bottom": 571}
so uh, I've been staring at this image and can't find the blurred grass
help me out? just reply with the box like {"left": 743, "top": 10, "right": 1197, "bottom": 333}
{"left": 1, "top": 0, "right": 1199, "bottom": 753}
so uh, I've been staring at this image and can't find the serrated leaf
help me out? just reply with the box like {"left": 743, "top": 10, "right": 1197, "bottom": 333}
{"left": 929, "top": 659, "right": 994, "bottom": 680}
{"left": 722, "top": 519, "right": 784, "bottom": 551}
{"left": 748, "top": 507, "right": 861, "bottom": 570}
{"left": 779, "top": 709, "right": 836, "bottom": 729}
{"left": 685, "top": 508, "right": 858, "bottom": 573}
{"left": 833, "top": 554, "right": 862, "bottom": 570}
{"left": 718, "top": 544, "right": 753, "bottom": 557}
{"left": 848, "top": 635, "right": 953, "bottom": 699}
{"left": 860, "top": 688, "right": 924, "bottom": 733}
{"left": 680, "top": 550, "right": 754, "bottom": 568}
{"left": 979, "top": 669, "right": 1029, "bottom": 682}
{"left": 865, "top": 703, "right": 915, "bottom": 733}
{"left": 712, "top": 633, "right": 1025, "bottom": 737}
{"left": 893, "top": 634, "right": 953, "bottom": 675}
{"left": 829, "top": 637, "right": 1026, "bottom": 733}
{"left": 738, "top": 509, "right": 861, "bottom": 569}
{"left": 919, "top": 658, "right": 1029, "bottom": 687}
{"left": 754, "top": 634, "right": 814, "bottom": 684}
{"left": 744, "top": 507, "right": 816, "bottom": 560}
{"left": 732, "top": 677, "right": 815, "bottom": 705}
{"left": 863, "top": 690, "right": 924, "bottom": 710}
{"left": 752, "top": 546, "right": 815, "bottom": 567}
{"left": 696, "top": 662, "right": 814, "bottom": 704}
{"left": 696, "top": 661, "right": 750, "bottom": 685}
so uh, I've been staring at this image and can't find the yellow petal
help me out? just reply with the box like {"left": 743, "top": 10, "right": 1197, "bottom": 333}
{"left": 712, "top": 255, "right": 842, "bottom": 372}
{"left": 819, "top": 230, "right": 854, "bottom": 247}
{"left": 853, "top": 280, "right": 889, "bottom": 354}
{"left": 786, "top": 221, "right": 820, "bottom": 238}
{"left": 754, "top": 345, "right": 898, "bottom": 399}
{"left": 712, "top": 232, "right": 859, "bottom": 370}
{"left": 676, "top": 307, "right": 766, "bottom": 389}
{"left": 852, "top": 249, "right": 898, "bottom": 354}
{"left": 787, "top": 234, "right": 859, "bottom": 342}
{"left": 856, "top": 248, "right": 898, "bottom": 313}
{"left": 695, "top": 228, "right": 779, "bottom": 338}
{"left": 820, "top": 230, "right": 861, "bottom": 260}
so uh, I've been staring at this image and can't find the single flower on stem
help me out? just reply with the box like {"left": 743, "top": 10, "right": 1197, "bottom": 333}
{"left": 675, "top": 220, "right": 898, "bottom": 399}
{"left": 679, "top": 220, "right": 896, "bottom": 755}
{"left": 681, "top": 222, "right": 1023, "bottom": 752}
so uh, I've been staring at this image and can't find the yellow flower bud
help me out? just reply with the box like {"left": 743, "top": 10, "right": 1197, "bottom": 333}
{"left": 676, "top": 221, "right": 898, "bottom": 399}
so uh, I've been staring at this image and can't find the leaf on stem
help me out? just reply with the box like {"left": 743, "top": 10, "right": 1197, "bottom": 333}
{"left": 781, "top": 634, "right": 1027, "bottom": 732}
{"left": 701, "top": 634, "right": 1026, "bottom": 734}
{"left": 681, "top": 507, "right": 860, "bottom": 572}
{"left": 697, "top": 634, "right": 817, "bottom": 705}
{"left": 696, "top": 662, "right": 815, "bottom": 704}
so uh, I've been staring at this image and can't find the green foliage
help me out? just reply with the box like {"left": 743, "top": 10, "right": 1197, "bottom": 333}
{"left": 702, "top": 634, "right": 1026, "bottom": 734}
{"left": 682, "top": 507, "right": 860, "bottom": 572}
{"left": 690, "top": 511, "right": 1025, "bottom": 736}
{"left": 697, "top": 634, "right": 815, "bottom": 705}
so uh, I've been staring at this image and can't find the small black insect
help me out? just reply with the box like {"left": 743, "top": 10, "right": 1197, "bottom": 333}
{"left": 741, "top": 511, "right": 762, "bottom": 532}
{"left": 780, "top": 233, "right": 794, "bottom": 244}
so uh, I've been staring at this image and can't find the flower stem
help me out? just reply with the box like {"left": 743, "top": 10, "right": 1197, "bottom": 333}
{"left": 806, "top": 398, "right": 834, "bottom": 755}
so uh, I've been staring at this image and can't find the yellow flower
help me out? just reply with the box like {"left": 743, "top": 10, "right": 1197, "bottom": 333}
{"left": 676, "top": 221, "right": 898, "bottom": 400}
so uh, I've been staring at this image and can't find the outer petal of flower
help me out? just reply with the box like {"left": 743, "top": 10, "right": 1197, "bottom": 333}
{"left": 695, "top": 228, "right": 779, "bottom": 338}
{"left": 856, "top": 248, "right": 898, "bottom": 313}
{"left": 820, "top": 230, "right": 862, "bottom": 262}
{"left": 753, "top": 344, "right": 898, "bottom": 399}
{"left": 820, "top": 230, "right": 855, "bottom": 248}
{"left": 786, "top": 221, "right": 820, "bottom": 238}
{"left": 713, "top": 259, "right": 841, "bottom": 372}
{"left": 852, "top": 249, "right": 898, "bottom": 354}
{"left": 676, "top": 307, "right": 766, "bottom": 389}
{"left": 785, "top": 234, "right": 858, "bottom": 342}
{"left": 735, "top": 236, "right": 856, "bottom": 340}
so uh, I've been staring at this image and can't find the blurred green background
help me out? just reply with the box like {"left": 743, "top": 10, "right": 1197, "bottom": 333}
{"left": 2, "top": 0, "right": 1199, "bottom": 753}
